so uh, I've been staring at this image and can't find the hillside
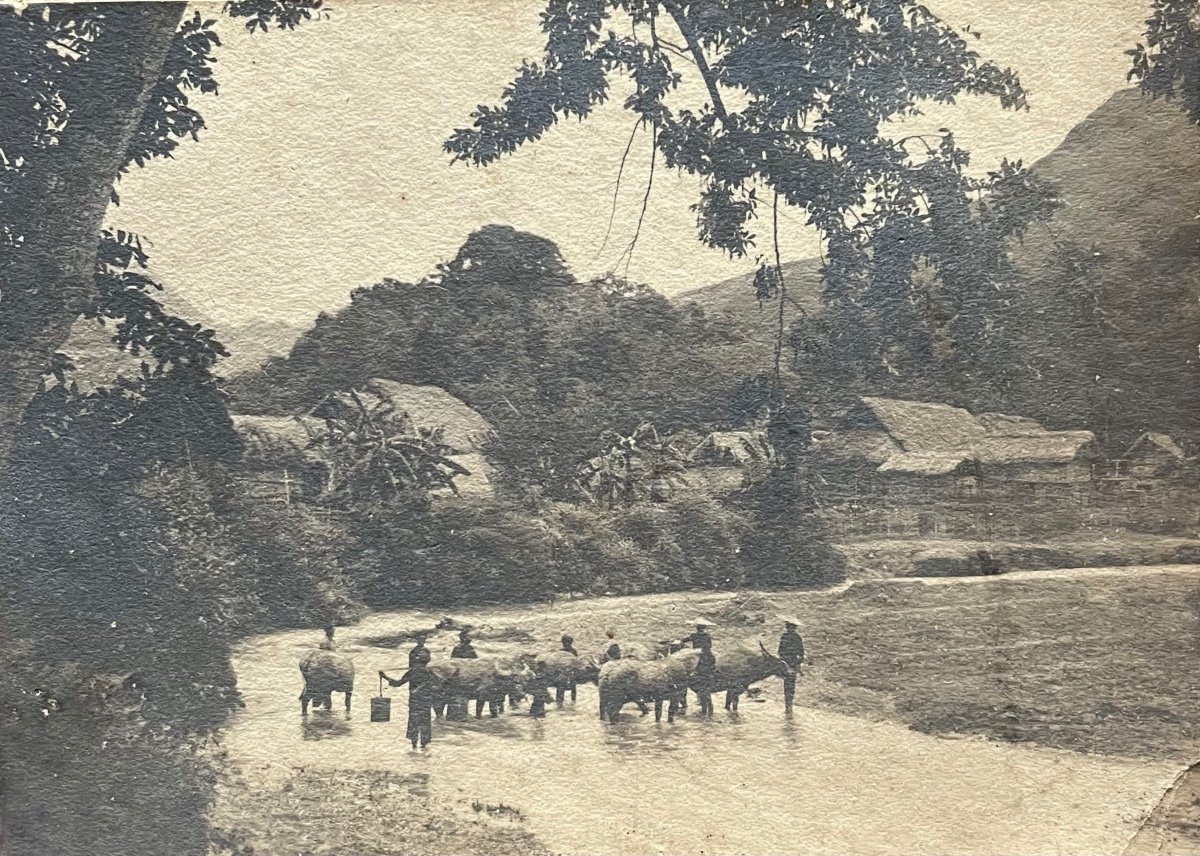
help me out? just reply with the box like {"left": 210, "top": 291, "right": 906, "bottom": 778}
{"left": 990, "top": 88, "right": 1200, "bottom": 448}
{"left": 216, "top": 317, "right": 307, "bottom": 377}
{"left": 672, "top": 258, "right": 825, "bottom": 379}
{"left": 62, "top": 290, "right": 306, "bottom": 390}
{"left": 669, "top": 89, "right": 1200, "bottom": 449}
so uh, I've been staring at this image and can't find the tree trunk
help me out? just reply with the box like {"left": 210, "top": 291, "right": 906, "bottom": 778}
{"left": 0, "top": 2, "right": 186, "bottom": 470}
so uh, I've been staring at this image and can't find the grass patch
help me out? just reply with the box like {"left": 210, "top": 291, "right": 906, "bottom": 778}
{"left": 211, "top": 767, "right": 549, "bottom": 856}
{"left": 795, "top": 568, "right": 1200, "bottom": 761}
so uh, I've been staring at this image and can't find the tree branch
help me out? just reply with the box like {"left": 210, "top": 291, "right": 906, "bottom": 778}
{"left": 663, "top": 1, "right": 729, "bottom": 123}
{"left": 772, "top": 191, "right": 787, "bottom": 392}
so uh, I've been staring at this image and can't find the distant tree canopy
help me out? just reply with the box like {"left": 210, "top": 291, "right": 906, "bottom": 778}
{"left": 231, "top": 225, "right": 734, "bottom": 498}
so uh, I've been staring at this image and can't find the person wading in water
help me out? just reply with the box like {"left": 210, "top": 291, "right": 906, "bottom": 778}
{"left": 554, "top": 634, "right": 580, "bottom": 704}
{"left": 442, "top": 628, "right": 476, "bottom": 720}
{"left": 601, "top": 629, "right": 621, "bottom": 664}
{"left": 678, "top": 619, "right": 714, "bottom": 712}
{"left": 693, "top": 638, "right": 717, "bottom": 717}
{"left": 319, "top": 623, "right": 336, "bottom": 651}
{"left": 408, "top": 632, "right": 430, "bottom": 667}
{"left": 777, "top": 616, "right": 806, "bottom": 715}
{"left": 381, "top": 648, "right": 435, "bottom": 750}
{"left": 686, "top": 620, "right": 713, "bottom": 651}
{"left": 451, "top": 629, "right": 477, "bottom": 659}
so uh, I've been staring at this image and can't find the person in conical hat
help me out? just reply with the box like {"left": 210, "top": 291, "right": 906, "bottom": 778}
{"left": 408, "top": 632, "right": 430, "bottom": 668}
{"left": 451, "top": 628, "right": 477, "bottom": 659}
{"left": 776, "top": 616, "right": 805, "bottom": 715}
{"left": 685, "top": 618, "right": 713, "bottom": 650}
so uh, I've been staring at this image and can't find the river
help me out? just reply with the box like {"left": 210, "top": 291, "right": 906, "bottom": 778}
{"left": 220, "top": 600, "right": 1181, "bottom": 856}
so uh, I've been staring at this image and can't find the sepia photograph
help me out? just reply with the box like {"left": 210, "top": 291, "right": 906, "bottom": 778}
{"left": 0, "top": 1, "right": 1197, "bottom": 854}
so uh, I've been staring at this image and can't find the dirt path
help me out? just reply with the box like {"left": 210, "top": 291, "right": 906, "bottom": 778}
{"left": 876, "top": 563, "right": 1200, "bottom": 586}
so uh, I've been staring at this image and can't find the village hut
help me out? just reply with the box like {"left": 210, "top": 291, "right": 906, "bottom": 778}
{"left": 811, "top": 397, "right": 1099, "bottom": 538}
{"left": 230, "top": 414, "right": 329, "bottom": 503}
{"left": 310, "top": 379, "right": 496, "bottom": 454}
{"left": 1117, "top": 432, "right": 1188, "bottom": 480}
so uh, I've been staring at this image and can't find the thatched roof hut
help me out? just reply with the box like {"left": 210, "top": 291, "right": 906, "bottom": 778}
{"left": 1124, "top": 432, "right": 1186, "bottom": 462}
{"left": 818, "top": 397, "right": 1096, "bottom": 481}
{"left": 231, "top": 381, "right": 498, "bottom": 501}
{"left": 859, "top": 396, "right": 984, "bottom": 454}
{"left": 231, "top": 414, "right": 326, "bottom": 468}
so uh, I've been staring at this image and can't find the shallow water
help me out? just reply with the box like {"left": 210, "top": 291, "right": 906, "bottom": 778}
{"left": 222, "top": 607, "right": 1179, "bottom": 856}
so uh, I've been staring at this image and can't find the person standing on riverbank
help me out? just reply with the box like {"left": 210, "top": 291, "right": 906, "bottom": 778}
{"left": 777, "top": 617, "right": 806, "bottom": 715}
{"left": 381, "top": 651, "right": 435, "bottom": 750}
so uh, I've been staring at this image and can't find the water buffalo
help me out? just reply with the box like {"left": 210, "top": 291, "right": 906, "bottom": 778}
{"left": 708, "top": 641, "right": 795, "bottom": 712}
{"left": 429, "top": 656, "right": 531, "bottom": 719}
{"left": 299, "top": 649, "right": 355, "bottom": 715}
{"left": 534, "top": 651, "right": 601, "bottom": 704}
{"left": 598, "top": 649, "right": 701, "bottom": 723}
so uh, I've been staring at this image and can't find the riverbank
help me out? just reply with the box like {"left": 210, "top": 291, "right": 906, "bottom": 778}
{"left": 365, "top": 562, "right": 1198, "bottom": 761}
{"left": 210, "top": 766, "right": 550, "bottom": 856}
{"left": 835, "top": 534, "right": 1200, "bottom": 580}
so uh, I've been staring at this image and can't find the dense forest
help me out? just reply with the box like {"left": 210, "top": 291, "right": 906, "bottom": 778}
{"left": 230, "top": 226, "right": 740, "bottom": 497}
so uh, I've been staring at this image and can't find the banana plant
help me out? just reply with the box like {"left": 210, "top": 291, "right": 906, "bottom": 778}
{"left": 576, "top": 422, "right": 689, "bottom": 509}
{"left": 305, "top": 389, "right": 469, "bottom": 509}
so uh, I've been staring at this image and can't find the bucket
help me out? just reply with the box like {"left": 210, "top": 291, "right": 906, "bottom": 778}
{"left": 370, "top": 675, "right": 391, "bottom": 722}
{"left": 370, "top": 696, "right": 391, "bottom": 722}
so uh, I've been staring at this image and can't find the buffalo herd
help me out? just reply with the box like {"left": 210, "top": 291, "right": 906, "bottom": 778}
{"left": 298, "top": 636, "right": 797, "bottom": 724}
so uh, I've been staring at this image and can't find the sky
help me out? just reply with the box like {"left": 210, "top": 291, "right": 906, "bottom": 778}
{"left": 110, "top": 0, "right": 1153, "bottom": 337}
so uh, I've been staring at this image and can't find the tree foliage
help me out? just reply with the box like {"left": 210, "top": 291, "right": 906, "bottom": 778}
{"left": 576, "top": 422, "right": 690, "bottom": 507}
{"left": 447, "top": 0, "right": 1048, "bottom": 379}
{"left": 1128, "top": 0, "right": 1200, "bottom": 121}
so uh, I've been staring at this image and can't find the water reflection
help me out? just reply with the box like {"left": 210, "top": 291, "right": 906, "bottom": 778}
{"left": 300, "top": 710, "right": 352, "bottom": 741}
